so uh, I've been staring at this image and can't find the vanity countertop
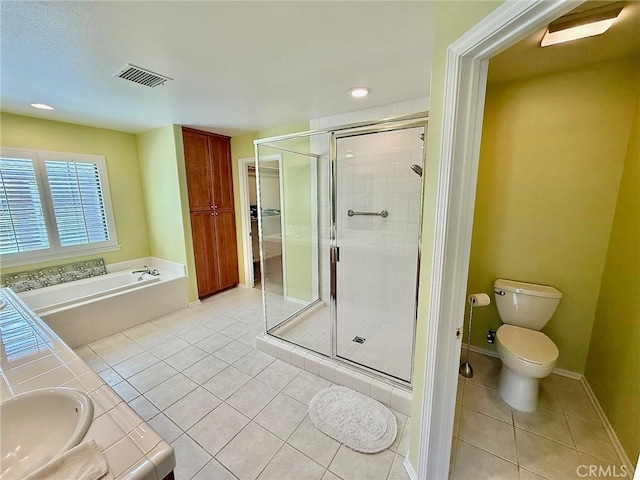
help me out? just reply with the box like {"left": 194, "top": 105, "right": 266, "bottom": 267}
{"left": 0, "top": 287, "right": 175, "bottom": 480}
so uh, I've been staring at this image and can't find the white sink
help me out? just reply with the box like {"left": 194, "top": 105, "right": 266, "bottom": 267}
{"left": 0, "top": 387, "right": 94, "bottom": 479}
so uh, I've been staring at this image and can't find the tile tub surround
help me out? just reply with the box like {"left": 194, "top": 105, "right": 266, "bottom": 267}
{"left": 0, "top": 288, "right": 175, "bottom": 480}
{"left": 77, "top": 287, "right": 411, "bottom": 480}
{"left": 450, "top": 351, "right": 631, "bottom": 480}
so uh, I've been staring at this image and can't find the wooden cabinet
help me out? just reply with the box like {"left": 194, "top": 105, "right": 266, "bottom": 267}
{"left": 183, "top": 127, "right": 239, "bottom": 298}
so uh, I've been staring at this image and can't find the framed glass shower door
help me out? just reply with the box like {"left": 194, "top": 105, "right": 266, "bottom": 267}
{"left": 334, "top": 125, "right": 424, "bottom": 382}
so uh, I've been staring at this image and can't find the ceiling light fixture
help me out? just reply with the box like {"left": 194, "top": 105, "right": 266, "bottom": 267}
{"left": 541, "top": 2, "right": 624, "bottom": 47}
{"left": 348, "top": 87, "right": 369, "bottom": 98}
{"left": 30, "top": 103, "right": 54, "bottom": 110}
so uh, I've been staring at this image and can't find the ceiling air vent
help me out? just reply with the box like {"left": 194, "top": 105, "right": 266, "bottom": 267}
{"left": 114, "top": 64, "right": 172, "bottom": 88}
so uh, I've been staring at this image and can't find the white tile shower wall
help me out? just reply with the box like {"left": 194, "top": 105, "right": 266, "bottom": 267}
{"left": 310, "top": 97, "right": 429, "bottom": 305}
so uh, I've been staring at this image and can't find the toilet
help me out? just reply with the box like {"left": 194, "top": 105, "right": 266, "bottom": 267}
{"left": 493, "top": 278, "right": 562, "bottom": 412}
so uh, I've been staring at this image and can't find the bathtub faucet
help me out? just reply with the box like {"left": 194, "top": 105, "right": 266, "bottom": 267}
{"left": 132, "top": 266, "right": 160, "bottom": 276}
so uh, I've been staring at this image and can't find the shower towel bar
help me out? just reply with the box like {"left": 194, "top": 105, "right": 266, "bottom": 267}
{"left": 347, "top": 209, "right": 389, "bottom": 218}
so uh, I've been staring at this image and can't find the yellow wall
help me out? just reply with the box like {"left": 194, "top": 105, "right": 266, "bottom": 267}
{"left": 136, "top": 125, "right": 199, "bottom": 302}
{"left": 0, "top": 112, "right": 151, "bottom": 273}
{"left": 230, "top": 122, "right": 312, "bottom": 299}
{"left": 408, "top": 0, "right": 503, "bottom": 469}
{"left": 585, "top": 95, "right": 640, "bottom": 462}
{"left": 466, "top": 57, "right": 639, "bottom": 373}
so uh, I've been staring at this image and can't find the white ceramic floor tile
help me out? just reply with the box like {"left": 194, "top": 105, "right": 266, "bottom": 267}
{"left": 462, "top": 382, "right": 513, "bottom": 424}
{"left": 452, "top": 440, "right": 518, "bottom": 480}
{"left": 257, "top": 444, "right": 325, "bottom": 480}
{"left": 282, "top": 370, "right": 331, "bottom": 405}
{"left": 172, "top": 434, "right": 212, "bottom": 480}
{"left": 288, "top": 416, "right": 341, "bottom": 468}
{"left": 254, "top": 393, "right": 308, "bottom": 440}
{"left": 164, "top": 346, "right": 208, "bottom": 371}
{"left": 459, "top": 408, "right": 517, "bottom": 463}
{"left": 556, "top": 387, "right": 601, "bottom": 425}
{"left": 516, "top": 429, "right": 582, "bottom": 480}
{"left": 226, "top": 378, "right": 279, "bottom": 418}
{"left": 193, "top": 459, "right": 237, "bottom": 480}
{"left": 129, "top": 396, "right": 160, "bottom": 421}
{"left": 112, "top": 380, "right": 140, "bottom": 403}
{"left": 148, "top": 338, "right": 190, "bottom": 360}
{"left": 202, "top": 366, "right": 252, "bottom": 400}
{"left": 566, "top": 416, "right": 620, "bottom": 463}
{"left": 145, "top": 373, "right": 198, "bottom": 410}
{"left": 217, "top": 422, "right": 283, "bottom": 480}
{"left": 256, "top": 359, "right": 301, "bottom": 390}
{"left": 128, "top": 362, "right": 178, "bottom": 393}
{"left": 388, "top": 454, "right": 410, "bottom": 480}
{"left": 147, "top": 413, "right": 183, "bottom": 444}
{"left": 329, "top": 445, "right": 395, "bottom": 480}
{"left": 513, "top": 407, "right": 574, "bottom": 447}
{"left": 233, "top": 350, "right": 276, "bottom": 377}
{"left": 183, "top": 355, "right": 229, "bottom": 385}
{"left": 213, "top": 340, "right": 254, "bottom": 364}
{"left": 164, "top": 387, "right": 221, "bottom": 431}
{"left": 112, "top": 351, "right": 160, "bottom": 379}
{"left": 195, "top": 333, "right": 234, "bottom": 354}
{"left": 187, "top": 402, "right": 249, "bottom": 456}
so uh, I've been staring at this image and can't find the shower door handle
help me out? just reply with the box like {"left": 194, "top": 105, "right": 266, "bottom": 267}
{"left": 331, "top": 246, "right": 340, "bottom": 263}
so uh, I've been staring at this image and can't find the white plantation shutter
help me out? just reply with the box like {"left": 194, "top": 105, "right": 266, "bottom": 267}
{"left": 0, "top": 157, "right": 50, "bottom": 254}
{"left": 45, "top": 160, "right": 109, "bottom": 246}
{"left": 0, "top": 148, "right": 118, "bottom": 265}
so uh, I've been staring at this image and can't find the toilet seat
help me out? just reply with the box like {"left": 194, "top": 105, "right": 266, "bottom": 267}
{"left": 496, "top": 325, "right": 558, "bottom": 365}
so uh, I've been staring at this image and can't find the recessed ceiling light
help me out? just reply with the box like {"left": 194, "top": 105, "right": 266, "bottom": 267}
{"left": 541, "top": 2, "right": 624, "bottom": 47}
{"left": 348, "top": 87, "right": 370, "bottom": 98}
{"left": 31, "top": 103, "right": 54, "bottom": 110}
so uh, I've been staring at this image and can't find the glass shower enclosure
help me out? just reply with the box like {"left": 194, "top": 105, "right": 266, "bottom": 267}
{"left": 255, "top": 115, "right": 426, "bottom": 384}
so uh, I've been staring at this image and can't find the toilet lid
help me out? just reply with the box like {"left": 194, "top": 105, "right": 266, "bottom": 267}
{"left": 497, "top": 325, "right": 558, "bottom": 365}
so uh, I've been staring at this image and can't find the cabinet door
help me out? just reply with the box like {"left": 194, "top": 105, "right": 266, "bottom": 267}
{"left": 190, "top": 211, "right": 220, "bottom": 297}
{"left": 215, "top": 209, "right": 239, "bottom": 290}
{"left": 184, "top": 131, "right": 213, "bottom": 211}
{"left": 209, "top": 136, "right": 235, "bottom": 210}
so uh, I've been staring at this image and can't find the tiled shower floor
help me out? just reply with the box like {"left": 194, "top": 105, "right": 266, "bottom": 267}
{"left": 76, "top": 287, "right": 410, "bottom": 480}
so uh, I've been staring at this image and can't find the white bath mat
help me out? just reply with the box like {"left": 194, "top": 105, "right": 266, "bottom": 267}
{"left": 308, "top": 386, "right": 397, "bottom": 453}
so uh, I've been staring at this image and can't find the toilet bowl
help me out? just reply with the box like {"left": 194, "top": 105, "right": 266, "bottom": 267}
{"left": 494, "top": 279, "right": 562, "bottom": 412}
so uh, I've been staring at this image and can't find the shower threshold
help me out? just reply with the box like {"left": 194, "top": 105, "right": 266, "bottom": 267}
{"left": 256, "top": 334, "right": 412, "bottom": 416}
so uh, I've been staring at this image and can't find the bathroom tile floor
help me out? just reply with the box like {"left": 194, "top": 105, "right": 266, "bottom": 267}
{"left": 451, "top": 351, "right": 627, "bottom": 480}
{"left": 76, "top": 287, "right": 411, "bottom": 480}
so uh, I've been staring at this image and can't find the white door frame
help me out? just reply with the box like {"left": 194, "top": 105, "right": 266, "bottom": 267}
{"left": 413, "top": 1, "right": 582, "bottom": 478}
{"left": 238, "top": 157, "right": 256, "bottom": 288}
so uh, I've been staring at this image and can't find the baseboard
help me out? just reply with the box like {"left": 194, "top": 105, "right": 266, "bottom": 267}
{"left": 403, "top": 454, "right": 418, "bottom": 480}
{"left": 467, "top": 344, "right": 582, "bottom": 379}
{"left": 581, "top": 377, "right": 635, "bottom": 476}
{"left": 468, "top": 344, "right": 635, "bottom": 475}
{"left": 188, "top": 299, "right": 201, "bottom": 307}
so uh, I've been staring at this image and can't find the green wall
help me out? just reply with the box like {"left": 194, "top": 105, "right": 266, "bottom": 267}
{"left": 585, "top": 95, "right": 640, "bottom": 462}
{"left": 230, "top": 122, "right": 314, "bottom": 302}
{"left": 0, "top": 112, "right": 151, "bottom": 273}
{"left": 466, "top": 57, "right": 639, "bottom": 373}
{"left": 408, "top": 0, "right": 503, "bottom": 470}
{"left": 136, "top": 125, "right": 199, "bottom": 302}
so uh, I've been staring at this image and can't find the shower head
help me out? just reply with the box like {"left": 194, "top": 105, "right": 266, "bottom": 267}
{"left": 411, "top": 164, "right": 423, "bottom": 177}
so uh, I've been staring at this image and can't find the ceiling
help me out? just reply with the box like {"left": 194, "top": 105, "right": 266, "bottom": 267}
{"left": 489, "top": 1, "right": 640, "bottom": 84}
{"left": 2, "top": 2, "right": 638, "bottom": 137}
{"left": 0, "top": 1, "right": 434, "bottom": 136}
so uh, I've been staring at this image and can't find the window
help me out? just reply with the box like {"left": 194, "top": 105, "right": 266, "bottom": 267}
{"left": 0, "top": 148, "right": 118, "bottom": 266}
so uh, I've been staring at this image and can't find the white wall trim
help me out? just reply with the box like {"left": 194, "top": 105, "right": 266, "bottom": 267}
{"left": 416, "top": 1, "right": 583, "bottom": 478}
{"left": 404, "top": 454, "right": 418, "bottom": 480}
{"left": 581, "top": 377, "right": 635, "bottom": 475}
{"left": 238, "top": 157, "right": 256, "bottom": 288}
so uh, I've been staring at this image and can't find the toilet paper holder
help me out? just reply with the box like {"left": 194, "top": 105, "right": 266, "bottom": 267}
{"left": 459, "top": 293, "right": 491, "bottom": 378}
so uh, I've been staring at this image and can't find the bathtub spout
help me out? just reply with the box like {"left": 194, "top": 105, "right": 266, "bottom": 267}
{"left": 132, "top": 266, "right": 160, "bottom": 276}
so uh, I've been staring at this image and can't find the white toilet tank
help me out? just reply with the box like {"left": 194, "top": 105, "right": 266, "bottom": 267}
{"left": 494, "top": 279, "right": 562, "bottom": 331}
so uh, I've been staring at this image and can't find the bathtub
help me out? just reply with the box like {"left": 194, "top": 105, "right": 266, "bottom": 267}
{"left": 18, "top": 257, "right": 189, "bottom": 348}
